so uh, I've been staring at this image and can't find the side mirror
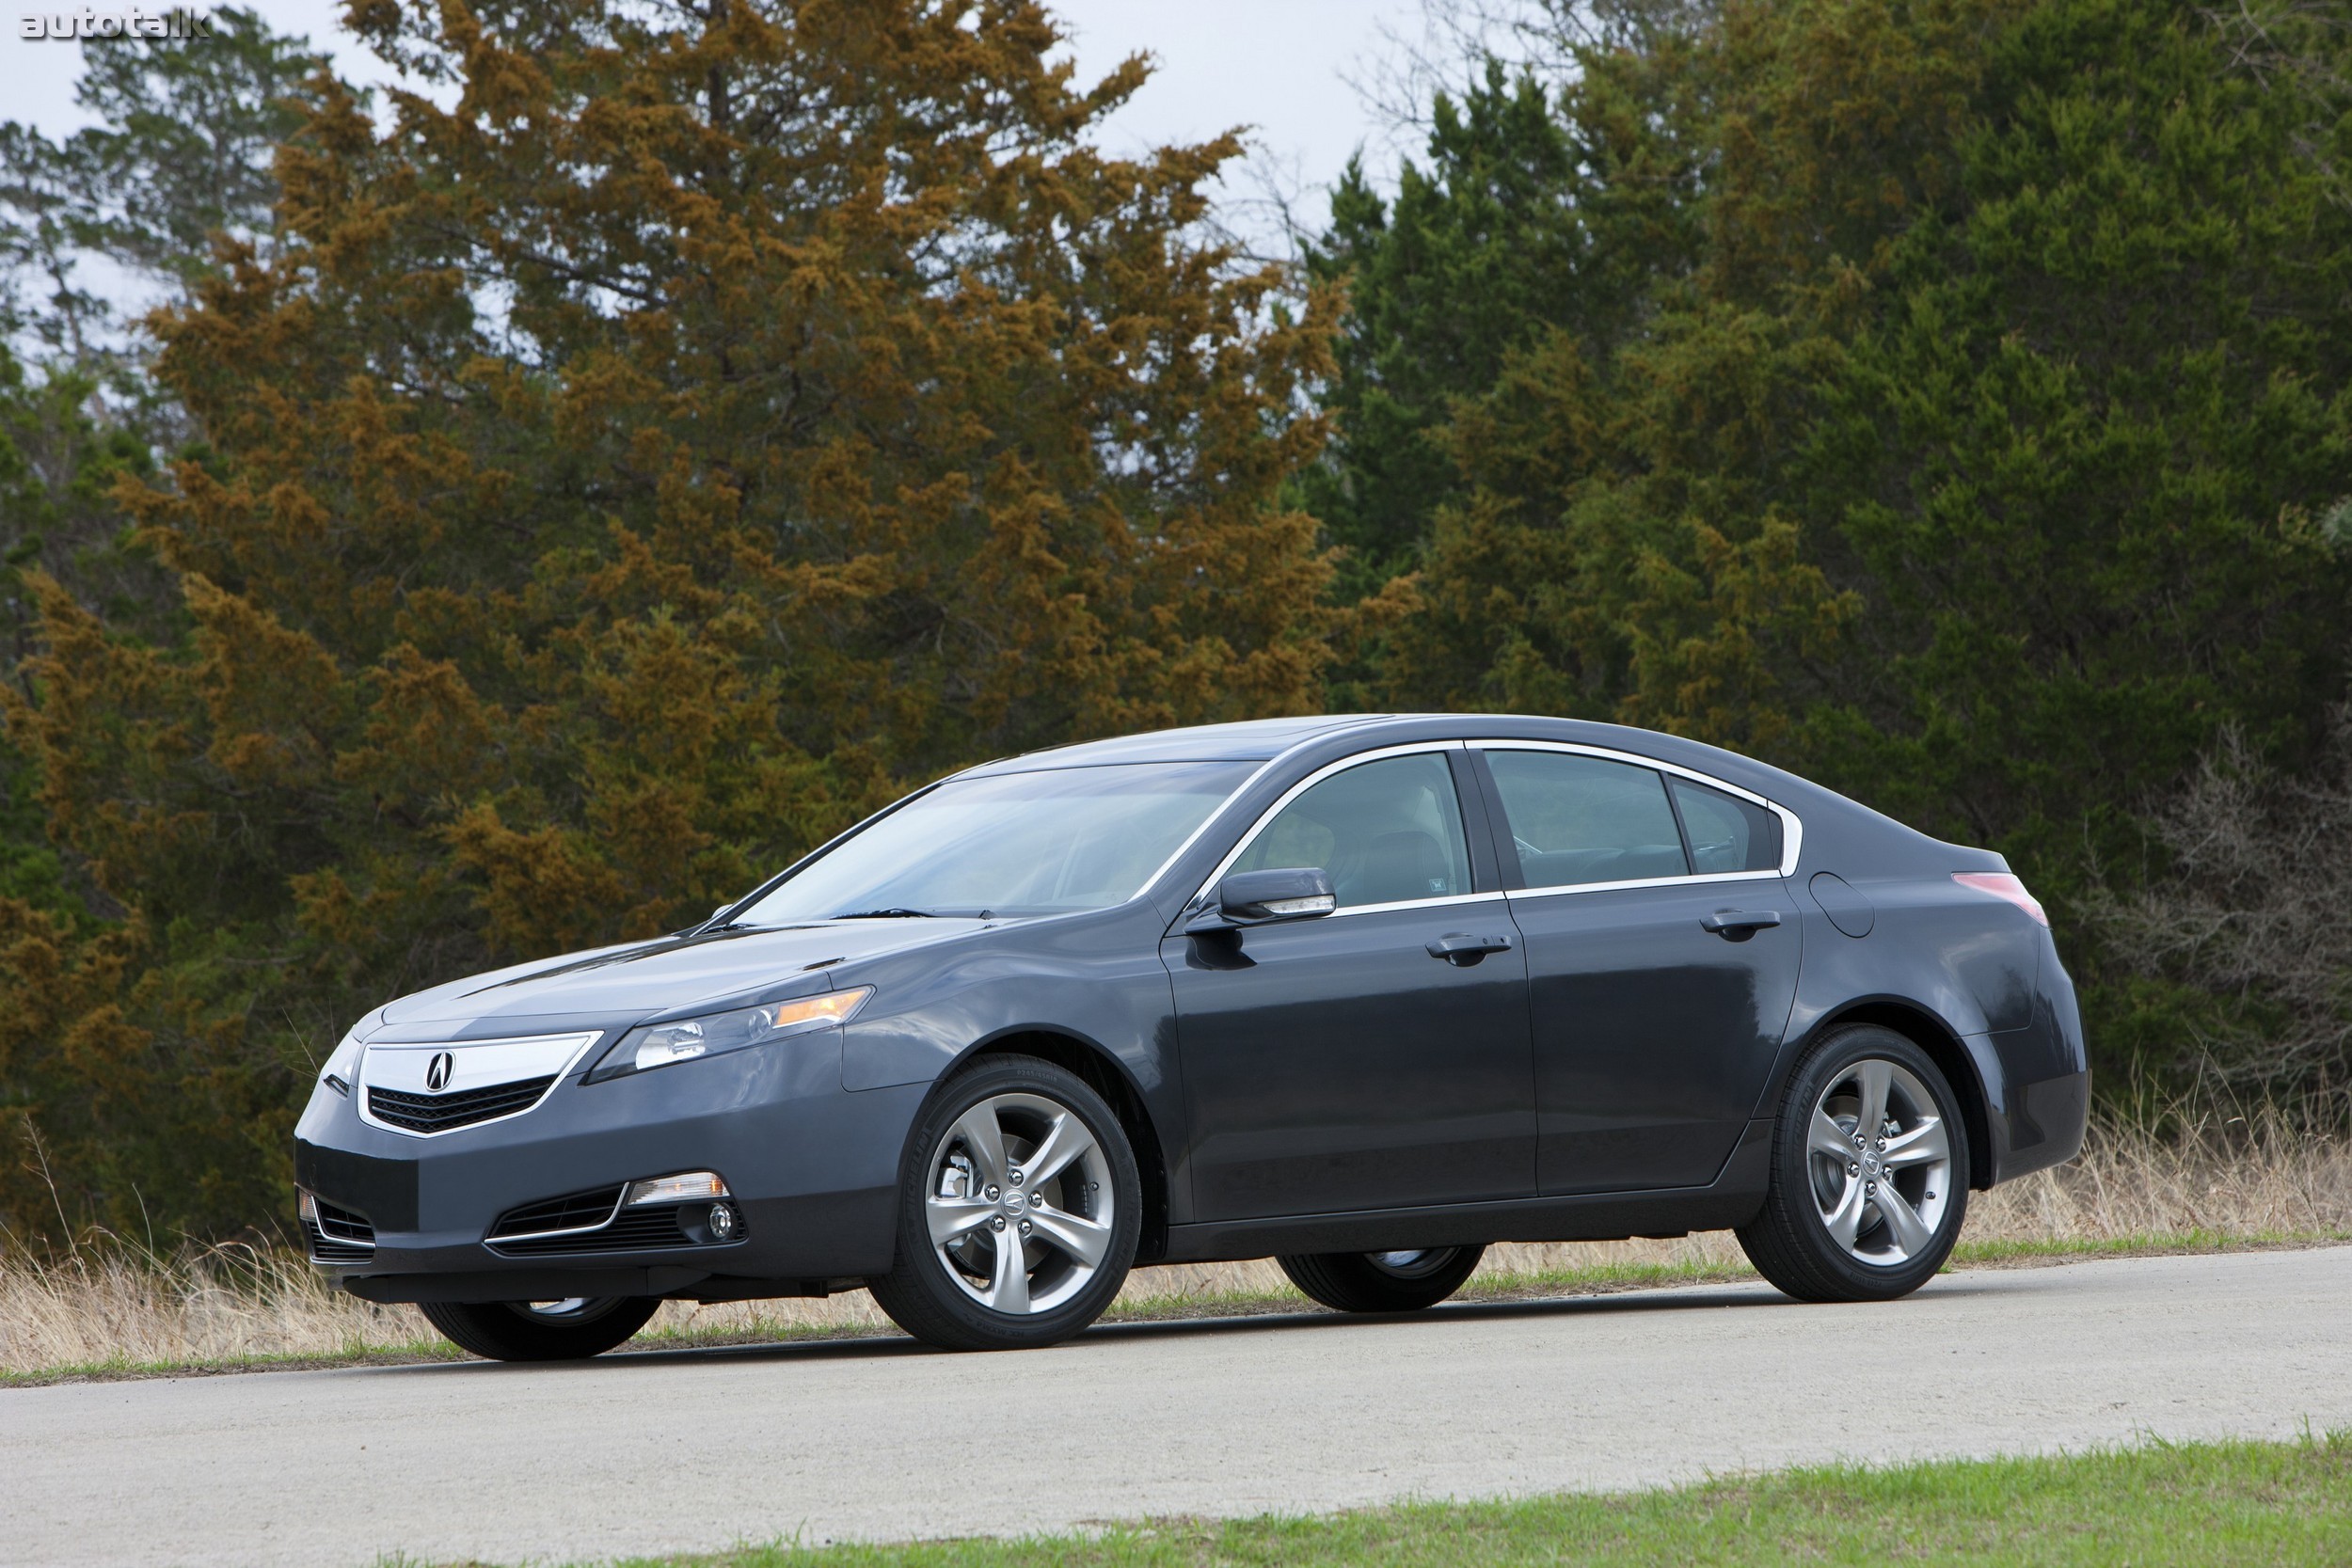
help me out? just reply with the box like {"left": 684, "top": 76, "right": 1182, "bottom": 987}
{"left": 1207, "top": 866, "right": 1337, "bottom": 927}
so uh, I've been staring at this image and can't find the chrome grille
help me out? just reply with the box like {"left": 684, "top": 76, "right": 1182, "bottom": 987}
{"left": 485, "top": 1180, "right": 739, "bottom": 1258}
{"left": 303, "top": 1197, "right": 374, "bottom": 1263}
{"left": 487, "top": 1185, "right": 626, "bottom": 1240}
{"left": 490, "top": 1204, "right": 696, "bottom": 1257}
{"left": 356, "top": 1032, "right": 598, "bottom": 1138}
{"left": 367, "top": 1075, "right": 556, "bottom": 1134}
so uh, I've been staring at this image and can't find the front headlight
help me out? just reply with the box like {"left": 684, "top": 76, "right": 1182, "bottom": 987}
{"left": 318, "top": 1017, "right": 375, "bottom": 1096}
{"left": 584, "top": 988, "right": 873, "bottom": 1084}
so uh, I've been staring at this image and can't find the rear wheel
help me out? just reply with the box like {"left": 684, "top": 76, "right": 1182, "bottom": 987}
{"left": 1737, "top": 1025, "right": 1970, "bottom": 1302}
{"left": 1277, "top": 1244, "right": 1485, "bottom": 1313}
{"left": 866, "top": 1054, "right": 1141, "bottom": 1352}
{"left": 420, "top": 1295, "right": 660, "bottom": 1362}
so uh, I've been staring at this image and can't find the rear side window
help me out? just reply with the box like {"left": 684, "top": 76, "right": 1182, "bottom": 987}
{"left": 1670, "top": 778, "right": 1782, "bottom": 874}
{"left": 1232, "top": 752, "right": 1473, "bottom": 909}
{"left": 1486, "top": 751, "right": 1689, "bottom": 888}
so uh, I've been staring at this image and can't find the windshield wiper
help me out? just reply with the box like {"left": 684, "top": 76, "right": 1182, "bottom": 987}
{"left": 834, "top": 907, "right": 940, "bottom": 919}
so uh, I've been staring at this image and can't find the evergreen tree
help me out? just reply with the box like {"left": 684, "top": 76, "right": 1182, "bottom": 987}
{"left": 1298, "top": 6, "right": 1720, "bottom": 607}
{"left": 3, "top": 0, "right": 1348, "bottom": 1239}
{"left": 0, "top": 7, "right": 329, "bottom": 365}
{"left": 1332, "top": 0, "right": 2352, "bottom": 1085}
{"left": 1299, "top": 66, "right": 1589, "bottom": 596}
{"left": 1802, "top": 0, "right": 2352, "bottom": 880}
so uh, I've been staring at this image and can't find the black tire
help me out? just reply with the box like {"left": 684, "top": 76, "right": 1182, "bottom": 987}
{"left": 420, "top": 1295, "right": 660, "bottom": 1362}
{"left": 866, "top": 1054, "right": 1141, "bottom": 1352}
{"left": 1277, "top": 1244, "right": 1485, "bottom": 1313}
{"left": 1737, "top": 1024, "right": 1972, "bottom": 1303}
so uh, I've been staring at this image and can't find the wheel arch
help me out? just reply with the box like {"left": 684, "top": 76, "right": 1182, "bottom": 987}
{"left": 1790, "top": 1000, "right": 1995, "bottom": 1192}
{"left": 938, "top": 1027, "right": 1175, "bottom": 1264}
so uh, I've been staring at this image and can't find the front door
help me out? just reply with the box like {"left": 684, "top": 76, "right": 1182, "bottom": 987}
{"left": 1166, "top": 748, "right": 1536, "bottom": 1221}
{"left": 1474, "top": 745, "right": 1803, "bottom": 1195}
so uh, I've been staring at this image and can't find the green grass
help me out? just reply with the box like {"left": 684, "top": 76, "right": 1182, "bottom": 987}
{"left": 560, "top": 1433, "right": 2352, "bottom": 1567}
{"left": 1946, "top": 1227, "right": 2351, "bottom": 1266}
{"left": 0, "top": 1337, "right": 460, "bottom": 1386}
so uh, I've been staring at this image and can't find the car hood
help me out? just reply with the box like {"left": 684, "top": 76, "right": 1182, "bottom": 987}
{"left": 375, "top": 919, "right": 993, "bottom": 1030}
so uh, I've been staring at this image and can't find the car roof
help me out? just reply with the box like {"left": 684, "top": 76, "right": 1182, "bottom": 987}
{"left": 961, "top": 715, "right": 1406, "bottom": 773}
{"left": 940, "top": 713, "right": 1987, "bottom": 878}
{"left": 959, "top": 713, "right": 1813, "bottom": 815}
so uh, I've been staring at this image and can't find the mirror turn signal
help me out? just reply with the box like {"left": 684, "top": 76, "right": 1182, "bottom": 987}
{"left": 1191, "top": 866, "right": 1340, "bottom": 931}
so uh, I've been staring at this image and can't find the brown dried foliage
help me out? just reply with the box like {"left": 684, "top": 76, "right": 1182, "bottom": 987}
{"left": 2, "top": 0, "right": 1355, "bottom": 1239}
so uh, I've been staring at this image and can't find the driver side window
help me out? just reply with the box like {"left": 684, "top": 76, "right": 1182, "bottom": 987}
{"left": 1231, "top": 752, "right": 1473, "bottom": 910}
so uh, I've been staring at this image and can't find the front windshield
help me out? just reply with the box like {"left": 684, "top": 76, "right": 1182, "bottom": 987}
{"left": 732, "top": 760, "right": 1258, "bottom": 923}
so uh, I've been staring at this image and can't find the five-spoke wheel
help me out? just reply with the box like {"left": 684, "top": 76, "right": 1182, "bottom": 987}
{"left": 1804, "top": 1055, "right": 1955, "bottom": 1265}
{"left": 1738, "top": 1024, "right": 1970, "bottom": 1301}
{"left": 868, "top": 1055, "right": 1140, "bottom": 1350}
{"left": 921, "top": 1089, "right": 1120, "bottom": 1316}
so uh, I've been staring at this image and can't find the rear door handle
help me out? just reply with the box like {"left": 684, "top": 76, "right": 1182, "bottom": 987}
{"left": 1427, "top": 933, "right": 1515, "bottom": 966}
{"left": 1700, "top": 910, "right": 1783, "bottom": 941}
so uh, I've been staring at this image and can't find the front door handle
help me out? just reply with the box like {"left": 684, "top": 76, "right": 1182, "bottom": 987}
{"left": 1427, "top": 933, "right": 1515, "bottom": 966}
{"left": 1700, "top": 910, "right": 1784, "bottom": 942}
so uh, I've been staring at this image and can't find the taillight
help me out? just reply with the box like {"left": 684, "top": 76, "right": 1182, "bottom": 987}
{"left": 1952, "top": 871, "right": 2047, "bottom": 927}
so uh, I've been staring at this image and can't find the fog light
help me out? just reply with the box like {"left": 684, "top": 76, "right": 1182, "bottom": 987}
{"left": 707, "top": 1201, "right": 739, "bottom": 1240}
{"left": 626, "top": 1170, "right": 728, "bottom": 1206}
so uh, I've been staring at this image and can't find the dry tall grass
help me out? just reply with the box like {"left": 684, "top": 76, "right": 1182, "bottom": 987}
{"left": 7, "top": 1102, "right": 2348, "bottom": 1378}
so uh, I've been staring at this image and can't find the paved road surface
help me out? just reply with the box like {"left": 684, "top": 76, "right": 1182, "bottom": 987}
{"left": 8, "top": 1248, "right": 2350, "bottom": 1567}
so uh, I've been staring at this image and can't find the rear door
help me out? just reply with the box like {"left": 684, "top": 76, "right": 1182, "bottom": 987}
{"left": 1165, "top": 745, "right": 1536, "bottom": 1220}
{"left": 1470, "top": 744, "right": 1802, "bottom": 1196}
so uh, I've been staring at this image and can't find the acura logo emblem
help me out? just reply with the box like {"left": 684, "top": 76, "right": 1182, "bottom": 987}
{"left": 424, "top": 1052, "right": 455, "bottom": 1093}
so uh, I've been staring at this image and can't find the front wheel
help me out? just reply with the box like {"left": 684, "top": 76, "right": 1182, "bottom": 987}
{"left": 1277, "top": 1245, "right": 1485, "bottom": 1313}
{"left": 1736, "top": 1025, "right": 1970, "bottom": 1303}
{"left": 420, "top": 1296, "right": 660, "bottom": 1362}
{"left": 866, "top": 1054, "right": 1141, "bottom": 1352}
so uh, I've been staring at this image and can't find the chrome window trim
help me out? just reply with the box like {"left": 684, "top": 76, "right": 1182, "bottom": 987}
{"left": 1503, "top": 867, "right": 1785, "bottom": 903}
{"left": 486, "top": 1187, "right": 629, "bottom": 1246}
{"left": 1185, "top": 741, "right": 1485, "bottom": 918}
{"left": 1470, "top": 739, "right": 1804, "bottom": 878}
{"left": 355, "top": 1031, "right": 605, "bottom": 1140}
{"left": 1319, "top": 889, "right": 1509, "bottom": 920}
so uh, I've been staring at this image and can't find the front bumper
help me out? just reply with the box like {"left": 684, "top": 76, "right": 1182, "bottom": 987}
{"left": 293, "top": 1026, "right": 926, "bottom": 1301}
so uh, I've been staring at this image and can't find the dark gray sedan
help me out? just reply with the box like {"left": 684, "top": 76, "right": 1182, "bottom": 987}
{"left": 294, "top": 714, "right": 2088, "bottom": 1359}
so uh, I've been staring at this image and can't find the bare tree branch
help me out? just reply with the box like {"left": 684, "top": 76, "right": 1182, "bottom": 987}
{"left": 2087, "top": 707, "right": 2352, "bottom": 1090}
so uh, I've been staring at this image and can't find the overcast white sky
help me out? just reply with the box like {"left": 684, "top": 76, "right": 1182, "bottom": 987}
{"left": 1, "top": 0, "right": 1438, "bottom": 249}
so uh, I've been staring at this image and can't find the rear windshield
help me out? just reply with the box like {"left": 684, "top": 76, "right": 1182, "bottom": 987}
{"left": 732, "top": 760, "right": 1258, "bottom": 923}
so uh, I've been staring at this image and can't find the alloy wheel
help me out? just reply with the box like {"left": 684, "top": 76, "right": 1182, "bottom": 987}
{"left": 1805, "top": 1056, "right": 1954, "bottom": 1265}
{"left": 924, "top": 1090, "right": 1117, "bottom": 1315}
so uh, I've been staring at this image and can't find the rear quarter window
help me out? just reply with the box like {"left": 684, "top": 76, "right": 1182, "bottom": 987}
{"left": 1670, "top": 778, "right": 1782, "bottom": 874}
